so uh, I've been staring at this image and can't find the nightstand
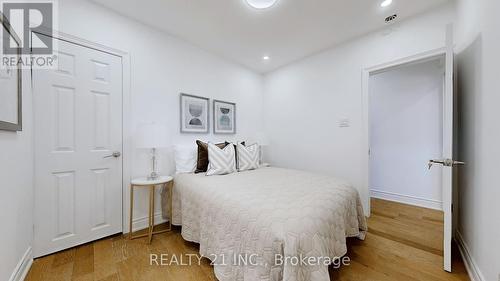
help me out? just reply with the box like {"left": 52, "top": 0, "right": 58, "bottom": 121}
{"left": 129, "top": 176, "right": 173, "bottom": 244}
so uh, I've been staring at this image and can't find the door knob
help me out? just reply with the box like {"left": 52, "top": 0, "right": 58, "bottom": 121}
{"left": 103, "top": 151, "right": 121, "bottom": 158}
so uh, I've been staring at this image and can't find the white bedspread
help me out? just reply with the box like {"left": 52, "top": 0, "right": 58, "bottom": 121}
{"left": 172, "top": 167, "right": 367, "bottom": 281}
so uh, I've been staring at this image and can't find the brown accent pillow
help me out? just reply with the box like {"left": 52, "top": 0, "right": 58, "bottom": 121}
{"left": 195, "top": 140, "right": 229, "bottom": 173}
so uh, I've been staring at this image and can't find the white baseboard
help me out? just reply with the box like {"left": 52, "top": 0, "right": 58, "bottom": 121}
{"left": 370, "top": 189, "right": 443, "bottom": 210}
{"left": 9, "top": 247, "right": 33, "bottom": 281}
{"left": 127, "top": 212, "right": 168, "bottom": 233}
{"left": 455, "top": 231, "right": 485, "bottom": 281}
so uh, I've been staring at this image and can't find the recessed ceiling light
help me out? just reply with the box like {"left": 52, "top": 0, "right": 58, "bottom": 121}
{"left": 263, "top": 55, "right": 270, "bottom": 60}
{"left": 380, "top": 0, "right": 393, "bottom": 7}
{"left": 245, "top": 0, "right": 279, "bottom": 9}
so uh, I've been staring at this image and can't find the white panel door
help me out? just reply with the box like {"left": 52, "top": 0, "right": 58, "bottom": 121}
{"left": 33, "top": 36, "right": 123, "bottom": 257}
{"left": 428, "top": 25, "right": 462, "bottom": 272}
{"left": 441, "top": 24, "right": 456, "bottom": 272}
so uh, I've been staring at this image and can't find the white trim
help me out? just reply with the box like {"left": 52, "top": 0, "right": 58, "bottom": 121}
{"left": 127, "top": 212, "right": 168, "bottom": 233}
{"left": 455, "top": 231, "right": 485, "bottom": 281}
{"left": 120, "top": 48, "right": 132, "bottom": 235}
{"left": 364, "top": 47, "right": 447, "bottom": 74}
{"left": 8, "top": 247, "right": 33, "bottom": 281}
{"left": 361, "top": 47, "right": 447, "bottom": 217}
{"left": 370, "top": 189, "right": 442, "bottom": 210}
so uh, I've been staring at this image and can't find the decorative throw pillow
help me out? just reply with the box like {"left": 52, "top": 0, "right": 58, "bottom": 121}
{"left": 195, "top": 140, "right": 228, "bottom": 173}
{"left": 236, "top": 143, "right": 260, "bottom": 171}
{"left": 206, "top": 142, "right": 237, "bottom": 176}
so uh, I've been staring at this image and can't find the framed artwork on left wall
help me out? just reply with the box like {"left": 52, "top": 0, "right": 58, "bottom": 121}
{"left": 180, "top": 93, "right": 209, "bottom": 133}
{"left": 0, "top": 12, "right": 22, "bottom": 131}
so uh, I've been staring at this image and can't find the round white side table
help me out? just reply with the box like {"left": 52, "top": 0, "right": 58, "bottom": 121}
{"left": 129, "top": 176, "right": 173, "bottom": 244}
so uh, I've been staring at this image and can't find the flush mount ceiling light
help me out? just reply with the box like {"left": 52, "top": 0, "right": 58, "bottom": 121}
{"left": 380, "top": 0, "right": 393, "bottom": 7}
{"left": 245, "top": 0, "right": 279, "bottom": 9}
{"left": 263, "top": 55, "right": 270, "bottom": 60}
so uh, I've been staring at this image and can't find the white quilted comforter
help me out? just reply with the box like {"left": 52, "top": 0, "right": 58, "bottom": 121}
{"left": 172, "top": 167, "right": 367, "bottom": 281}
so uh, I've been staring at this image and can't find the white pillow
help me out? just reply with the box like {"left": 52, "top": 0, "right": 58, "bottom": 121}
{"left": 236, "top": 143, "right": 260, "bottom": 171}
{"left": 206, "top": 142, "right": 237, "bottom": 176}
{"left": 174, "top": 144, "right": 197, "bottom": 174}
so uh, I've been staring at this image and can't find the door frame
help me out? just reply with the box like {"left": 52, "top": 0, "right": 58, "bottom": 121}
{"left": 31, "top": 29, "right": 133, "bottom": 237}
{"left": 361, "top": 47, "right": 447, "bottom": 217}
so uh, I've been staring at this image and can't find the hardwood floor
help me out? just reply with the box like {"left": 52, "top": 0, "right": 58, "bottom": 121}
{"left": 330, "top": 199, "right": 470, "bottom": 281}
{"left": 26, "top": 198, "right": 470, "bottom": 281}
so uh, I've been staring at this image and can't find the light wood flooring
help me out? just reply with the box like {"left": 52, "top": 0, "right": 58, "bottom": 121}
{"left": 26, "top": 198, "right": 470, "bottom": 281}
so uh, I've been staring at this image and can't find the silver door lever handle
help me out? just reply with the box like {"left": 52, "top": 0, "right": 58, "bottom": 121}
{"left": 428, "top": 159, "right": 445, "bottom": 169}
{"left": 428, "top": 159, "right": 465, "bottom": 169}
{"left": 104, "top": 151, "right": 121, "bottom": 158}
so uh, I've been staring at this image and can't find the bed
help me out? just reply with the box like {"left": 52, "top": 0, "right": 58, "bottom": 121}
{"left": 171, "top": 167, "right": 367, "bottom": 281}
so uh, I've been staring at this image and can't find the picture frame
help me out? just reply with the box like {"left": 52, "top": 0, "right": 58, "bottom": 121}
{"left": 0, "top": 12, "right": 22, "bottom": 131}
{"left": 180, "top": 93, "right": 209, "bottom": 134}
{"left": 213, "top": 100, "right": 236, "bottom": 134}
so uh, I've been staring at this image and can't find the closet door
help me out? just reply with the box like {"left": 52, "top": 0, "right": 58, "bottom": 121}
{"left": 33, "top": 36, "right": 123, "bottom": 257}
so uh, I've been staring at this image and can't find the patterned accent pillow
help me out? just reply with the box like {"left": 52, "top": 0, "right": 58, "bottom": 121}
{"left": 236, "top": 143, "right": 260, "bottom": 171}
{"left": 206, "top": 142, "right": 237, "bottom": 176}
{"left": 195, "top": 140, "right": 229, "bottom": 173}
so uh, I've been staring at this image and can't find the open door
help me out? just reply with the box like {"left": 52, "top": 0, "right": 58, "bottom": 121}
{"left": 428, "top": 24, "right": 464, "bottom": 272}
{"left": 442, "top": 23, "right": 455, "bottom": 273}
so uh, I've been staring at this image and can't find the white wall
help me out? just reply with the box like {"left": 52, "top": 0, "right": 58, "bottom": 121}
{"left": 369, "top": 59, "right": 444, "bottom": 209}
{"left": 456, "top": 0, "right": 500, "bottom": 280}
{"left": 0, "top": 71, "right": 33, "bottom": 280}
{"left": 51, "top": 0, "right": 264, "bottom": 230}
{"left": 263, "top": 3, "right": 456, "bottom": 213}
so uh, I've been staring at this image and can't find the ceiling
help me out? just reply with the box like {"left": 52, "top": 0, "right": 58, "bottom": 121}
{"left": 90, "top": 0, "right": 450, "bottom": 73}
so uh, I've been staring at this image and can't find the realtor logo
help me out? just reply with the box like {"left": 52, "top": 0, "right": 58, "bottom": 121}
{"left": 2, "top": 2, "right": 53, "bottom": 54}
{"left": 1, "top": 0, "right": 57, "bottom": 69}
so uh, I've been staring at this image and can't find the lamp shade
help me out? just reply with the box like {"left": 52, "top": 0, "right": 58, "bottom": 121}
{"left": 255, "top": 132, "right": 269, "bottom": 146}
{"left": 135, "top": 122, "right": 170, "bottom": 148}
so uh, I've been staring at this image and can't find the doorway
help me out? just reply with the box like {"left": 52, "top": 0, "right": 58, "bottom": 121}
{"left": 369, "top": 56, "right": 445, "bottom": 210}
{"left": 362, "top": 27, "right": 465, "bottom": 272}
{"left": 361, "top": 40, "right": 458, "bottom": 272}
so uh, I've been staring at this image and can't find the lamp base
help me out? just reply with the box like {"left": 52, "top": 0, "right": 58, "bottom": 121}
{"left": 147, "top": 171, "right": 159, "bottom": 181}
{"left": 147, "top": 148, "right": 159, "bottom": 181}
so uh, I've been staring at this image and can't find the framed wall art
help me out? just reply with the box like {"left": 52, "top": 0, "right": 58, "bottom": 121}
{"left": 213, "top": 100, "right": 236, "bottom": 134}
{"left": 0, "top": 12, "right": 22, "bottom": 131}
{"left": 180, "top": 93, "right": 209, "bottom": 134}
